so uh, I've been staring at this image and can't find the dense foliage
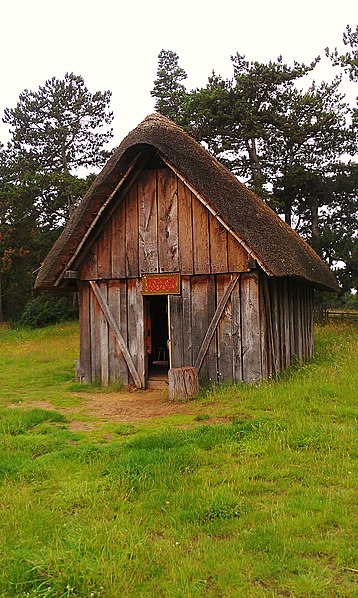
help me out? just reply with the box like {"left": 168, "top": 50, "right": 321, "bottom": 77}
{"left": 0, "top": 29, "right": 357, "bottom": 322}
{"left": 152, "top": 27, "right": 358, "bottom": 293}
{"left": 20, "top": 293, "right": 78, "bottom": 328}
{"left": 0, "top": 74, "right": 113, "bottom": 321}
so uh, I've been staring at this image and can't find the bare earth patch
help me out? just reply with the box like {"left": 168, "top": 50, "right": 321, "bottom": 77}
{"left": 9, "top": 391, "right": 235, "bottom": 431}
{"left": 72, "top": 389, "right": 193, "bottom": 421}
{"left": 12, "top": 390, "right": 193, "bottom": 422}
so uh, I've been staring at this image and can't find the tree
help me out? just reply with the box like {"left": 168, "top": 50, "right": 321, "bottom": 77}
{"left": 0, "top": 73, "right": 113, "bottom": 320}
{"left": 181, "top": 54, "right": 319, "bottom": 197}
{"left": 155, "top": 47, "right": 356, "bottom": 290}
{"left": 151, "top": 50, "right": 188, "bottom": 121}
{"left": 3, "top": 73, "right": 113, "bottom": 218}
{"left": 326, "top": 24, "right": 358, "bottom": 82}
{"left": 268, "top": 77, "right": 351, "bottom": 233}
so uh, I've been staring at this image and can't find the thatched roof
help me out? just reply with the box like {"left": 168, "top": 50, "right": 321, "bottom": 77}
{"left": 35, "top": 113, "right": 338, "bottom": 291}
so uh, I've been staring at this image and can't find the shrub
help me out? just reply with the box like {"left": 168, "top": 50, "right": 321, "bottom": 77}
{"left": 20, "top": 293, "right": 78, "bottom": 328}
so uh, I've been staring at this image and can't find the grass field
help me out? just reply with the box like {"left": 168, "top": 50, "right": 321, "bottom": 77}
{"left": 0, "top": 321, "right": 357, "bottom": 597}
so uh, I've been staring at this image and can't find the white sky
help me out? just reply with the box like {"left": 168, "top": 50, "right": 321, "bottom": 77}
{"left": 0, "top": 0, "right": 356, "bottom": 153}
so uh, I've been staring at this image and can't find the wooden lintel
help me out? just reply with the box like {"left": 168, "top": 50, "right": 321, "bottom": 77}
{"left": 64, "top": 270, "right": 80, "bottom": 280}
{"left": 194, "top": 275, "right": 240, "bottom": 372}
{"left": 89, "top": 281, "right": 143, "bottom": 388}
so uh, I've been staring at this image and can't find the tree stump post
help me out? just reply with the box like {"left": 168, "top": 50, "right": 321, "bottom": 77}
{"left": 168, "top": 366, "right": 200, "bottom": 402}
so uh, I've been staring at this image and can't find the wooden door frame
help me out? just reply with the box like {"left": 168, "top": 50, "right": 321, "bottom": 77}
{"left": 144, "top": 294, "right": 171, "bottom": 385}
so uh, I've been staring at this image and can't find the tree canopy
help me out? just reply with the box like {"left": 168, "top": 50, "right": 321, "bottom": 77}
{"left": 151, "top": 30, "right": 357, "bottom": 293}
{"left": 0, "top": 73, "right": 114, "bottom": 320}
{"left": 3, "top": 72, "right": 113, "bottom": 174}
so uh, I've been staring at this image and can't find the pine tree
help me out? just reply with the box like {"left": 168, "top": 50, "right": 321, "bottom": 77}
{"left": 151, "top": 50, "right": 188, "bottom": 121}
{"left": 3, "top": 73, "right": 113, "bottom": 218}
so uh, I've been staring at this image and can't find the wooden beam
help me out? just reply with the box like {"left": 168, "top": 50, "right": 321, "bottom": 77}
{"left": 89, "top": 280, "right": 142, "bottom": 388}
{"left": 64, "top": 270, "right": 80, "bottom": 280}
{"left": 194, "top": 275, "right": 239, "bottom": 372}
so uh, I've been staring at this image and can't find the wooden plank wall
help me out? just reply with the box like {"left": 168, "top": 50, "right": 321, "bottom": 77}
{"left": 79, "top": 167, "right": 249, "bottom": 280}
{"left": 170, "top": 273, "right": 261, "bottom": 385}
{"left": 78, "top": 273, "right": 314, "bottom": 386}
{"left": 265, "top": 277, "right": 314, "bottom": 375}
{"left": 79, "top": 279, "right": 143, "bottom": 385}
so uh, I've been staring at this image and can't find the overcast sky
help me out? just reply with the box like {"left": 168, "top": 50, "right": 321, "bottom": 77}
{"left": 1, "top": 0, "right": 356, "bottom": 152}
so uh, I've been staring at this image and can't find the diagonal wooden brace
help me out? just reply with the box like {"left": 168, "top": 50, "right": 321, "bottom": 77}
{"left": 194, "top": 275, "right": 240, "bottom": 372}
{"left": 89, "top": 280, "right": 143, "bottom": 388}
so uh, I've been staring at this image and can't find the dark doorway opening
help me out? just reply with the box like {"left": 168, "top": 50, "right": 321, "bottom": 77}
{"left": 146, "top": 295, "right": 169, "bottom": 382}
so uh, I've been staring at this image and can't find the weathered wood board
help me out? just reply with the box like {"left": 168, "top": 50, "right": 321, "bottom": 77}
{"left": 79, "top": 166, "right": 249, "bottom": 280}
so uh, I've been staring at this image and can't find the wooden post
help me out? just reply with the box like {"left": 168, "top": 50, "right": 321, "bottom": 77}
{"left": 168, "top": 367, "right": 200, "bottom": 402}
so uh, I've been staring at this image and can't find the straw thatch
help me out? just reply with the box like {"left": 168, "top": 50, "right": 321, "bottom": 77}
{"left": 35, "top": 113, "right": 338, "bottom": 291}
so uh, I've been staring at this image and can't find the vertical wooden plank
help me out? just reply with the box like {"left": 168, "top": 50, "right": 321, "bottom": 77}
{"left": 278, "top": 280, "right": 286, "bottom": 369}
{"left": 241, "top": 272, "right": 262, "bottom": 382}
{"left": 283, "top": 280, "right": 291, "bottom": 368}
{"left": 292, "top": 283, "right": 298, "bottom": 360}
{"left": 295, "top": 284, "right": 301, "bottom": 361}
{"left": 138, "top": 169, "right": 159, "bottom": 274}
{"left": 288, "top": 281, "right": 295, "bottom": 362}
{"left": 231, "top": 277, "right": 242, "bottom": 382}
{"left": 157, "top": 168, "right": 179, "bottom": 273}
{"left": 78, "top": 282, "right": 91, "bottom": 383}
{"left": 206, "top": 275, "right": 217, "bottom": 385}
{"left": 191, "top": 275, "right": 217, "bottom": 385}
{"left": 228, "top": 234, "right": 249, "bottom": 273}
{"left": 178, "top": 180, "right": 194, "bottom": 274}
{"left": 169, "top": 294, "right": 184, "bottom": 368}
{"left": 90, "top": 283, "right": 101, "bottom": 382}
{"left": 300, "top": 284, "right": 305, "bottom": 360}
{"left": 81, "top": 241, "right": 98, "bottom": 280}
{"left": 111, "top": 199, "right": 126, "bottom": 278}
{"left": 108, "top": 280, "right": 129, "bottom": 385}
{"left": 125, "top": 183, "right": 139, "bottom": 278}
{"left": 301, "top": 285, "right": 307, "bottom": 360}
{"left": 259, "top": 275, "right": 269, "bottom": 380}
{"left": 127, "top": 278, "right": 145, "bottom": 387}
{"left": 97, "top": 222, "right": 112, "bottom": 279}
{"left": 270, "top": 279, "right": 281, "bottom": 374}
{"left": 99, "top": 282, "right": 109, "bottom": 385}
{"left": 209, "top": 214, "right": 228, "bottom": 273}
{"left": 191, "top": 195, "right": 210, "bottom": 274}
{"left": 306, "top": 286, "right": 311, "bottom": 359}
{"left": 261, "top": 274, "right": 275, "bottom": 379}
{"left": 216, "top": 274, "right": 234, "bottom": 383}
{"left": 309, "top": 286, "right": 314, "bottom": 359}
{"left": 182, "top": 276, "right": 193, "bottom": 366}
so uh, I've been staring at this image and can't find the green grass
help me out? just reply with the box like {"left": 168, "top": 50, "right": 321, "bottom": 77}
{"left": 0, "top": 320, "right": 357, "bottom": 597}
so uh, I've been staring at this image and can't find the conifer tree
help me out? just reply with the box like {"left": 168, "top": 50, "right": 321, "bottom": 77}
{"left": 151, "top": 50, "right": 188, "bottom": 121}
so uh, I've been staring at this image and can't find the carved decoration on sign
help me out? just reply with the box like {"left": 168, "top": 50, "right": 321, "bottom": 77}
{"left": 142, "top": 273, "right": 181, "bottom": 295}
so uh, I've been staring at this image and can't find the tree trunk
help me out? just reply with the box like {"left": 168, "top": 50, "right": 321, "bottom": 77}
{"left": 168, "top": 367, "right": 200, "bottom": 402}
{"left": 284, "top": 203, "right": 292, "bottom": 227}
{"left": 309, "top": 198, "right": 319, "bottom": 247}
{"left": 246, "top": 137, "right": 263, "bottom": 190}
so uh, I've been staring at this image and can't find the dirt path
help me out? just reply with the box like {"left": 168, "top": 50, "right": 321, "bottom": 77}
{"left": 22, "top": 389, "right": 203, "bottom": 429}
{"left": 71, "top": 389, "right": 194, "bottom": 421}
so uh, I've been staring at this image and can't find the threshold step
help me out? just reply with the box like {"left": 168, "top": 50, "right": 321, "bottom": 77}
{"left": 147, "top": 379, "right": 169, "bottom": 390}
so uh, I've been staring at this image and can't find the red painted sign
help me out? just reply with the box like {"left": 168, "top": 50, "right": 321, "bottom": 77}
{"left": 142, "top": 273, "right": 181, "bottom": 295}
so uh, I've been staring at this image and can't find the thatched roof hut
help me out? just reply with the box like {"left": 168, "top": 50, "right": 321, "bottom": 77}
{"left": 36, "top": 114, "right": 338, "bottom": 388}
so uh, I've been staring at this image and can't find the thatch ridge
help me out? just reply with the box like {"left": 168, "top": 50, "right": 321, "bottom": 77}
{"left": 35, "top": 113, "right": 338, "bottom": 291}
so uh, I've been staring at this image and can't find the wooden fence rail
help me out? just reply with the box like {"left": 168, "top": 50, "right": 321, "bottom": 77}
{"left": 314, "top": 307, "right": 358, "bottom": 323}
